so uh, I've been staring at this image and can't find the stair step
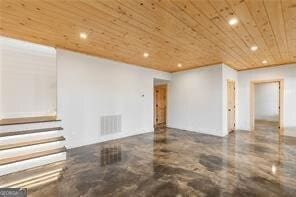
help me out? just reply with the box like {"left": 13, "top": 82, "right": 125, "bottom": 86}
{"left": 0, "top": 136, "right": 65, "bottom": 151}
{"left": 0, "top": 116, "right": 61, "bottom": 126}
{"left": 23, "top": 175, "right": 60, "bottom": 189}
{"left": 17, "top": 172, "right": 61, "bottom": 189}
{"left": 1, "top": 168, "right": 63, "bottom": 188}
{"left": 0, "top": 161, "right": 65, "bottom": 185}
{"left": 0, "top": 127, "right": 63, "bottom": 137}
{"left": 0, "top": 147, "right": 67, "bottom": 166}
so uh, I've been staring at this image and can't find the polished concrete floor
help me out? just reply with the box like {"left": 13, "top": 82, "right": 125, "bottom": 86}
{"left": 29, "top": 121, "right": 296, "bottom": 196}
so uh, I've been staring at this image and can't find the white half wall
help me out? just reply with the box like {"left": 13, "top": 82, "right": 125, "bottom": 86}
{"left": 0, "top": 36, "right": 57, "bottom": 119}
{"left": 255, "top": 82, "right": 279, "bottom": 122}
{"left": 237, "top": 64, "right": 296, "bottom": 136}
{"left": 57, "top": 49, "right": 171, "bottom": 148}
{"left": 167, "top": 64, "right": 224, "bottom": 136}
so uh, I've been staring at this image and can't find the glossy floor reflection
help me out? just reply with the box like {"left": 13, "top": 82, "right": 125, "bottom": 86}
{"left": 29, "top": 121, "right": 296, "bottom": 196}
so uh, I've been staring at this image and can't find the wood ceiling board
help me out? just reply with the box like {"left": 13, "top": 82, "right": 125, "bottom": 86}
{"left": 182, "top": 0, "right": 260, "bottom": 64}
{"left": 244, "top": 0, "right": 283, "bottom": 62}
{"left": 263, "top": 0, "right": 290, "bottom": 61}
{"left": 1, "top": 0, "right": 295, "bottom": 72}
{"left": 208, "top": 0, "right": 272, "bottom": 67}
{"left": 282, "top": 0, "right": 296, "bottom": 62}
{"left": 225, "top": 0, "right": 275, "bottom": 64}
{"left": 160, "top": 0, "right": 250, "bottom": 67}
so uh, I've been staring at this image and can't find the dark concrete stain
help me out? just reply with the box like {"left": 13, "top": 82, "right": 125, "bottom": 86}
{"left": 199, "top": 154, "right": 226, "bottom": 172}
{"left": 187, "top": 177, "right": 221, "bottom": 196}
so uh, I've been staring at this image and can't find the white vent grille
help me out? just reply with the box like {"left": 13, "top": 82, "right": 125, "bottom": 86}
{"left": 100, "top": 115, "right": 122, "bottom": 136}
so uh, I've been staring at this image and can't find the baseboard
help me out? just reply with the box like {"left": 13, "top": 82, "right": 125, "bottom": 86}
{"left": 66, "top": 129, "right": 153, "bottom": 149}
{"left": 283, "top": 127, "right": 296, "bottom": 137}
{"left": 166, "top": 125, "right": 225, "bottom": 137}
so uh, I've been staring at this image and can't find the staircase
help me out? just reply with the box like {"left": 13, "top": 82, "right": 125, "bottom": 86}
{"left": 0, "top": 116, "right": 67, "bottom": 189}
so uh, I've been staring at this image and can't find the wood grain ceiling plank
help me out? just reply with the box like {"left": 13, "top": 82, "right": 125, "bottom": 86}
{"left": 116, "top": 0, "right": 236, "bottom": 61}
{"left": 263, "top": 0, "right": 290, "bottom": 62}
{"left": 189, "top": 0, "right": 264, "bottom": 66}
{"left": 281, "top": 0, "right": 296, "bottom": 62}
{"left": 7, "top": 0, "right": 181, "bottom": 59}
{"left": 77, "top": 1, "right": 221, "bottom": 70}
{"left": 106, "top": 0, "right": 229, "bottom": 68}
{"left": 189, "top": 0, "right": 255, "bottom": 69}
{"left": 1, "top": 14, "right": 145, "bottom": 64}
{"left": 191, "top": 1, "right": 268, "bottom": 65}
{"left": 121, "top": 0, "right": 243, "bottom": 69}
{"left": 225, "top": 0, "right": 276, "bottom": 64}
{"left": 1, "top": 0, "right": 295, "bottom": 71}
{"left": 1, "top": 0, "right": 199, "bottom": 71}
{"left": 93, "top": 0, "right": 220, "bottom": 62}
{"left": 111, "top": 1, "right": 224, "bottom": 69}
{"left": 77, "top": 0, "right": 217, "bottom": 69}
{"left": 244, "top": 0, "right": 283, "bottom": 63}
{"left": 154, "top": 0, "right": 249, "bottom": 69}
{"left": 1, "top": 16, "right": 174, "bottom": 71}
{"left": 208, "top": 0, "right": 275, "bottom": 68}
{"left": 53, "top": 0, "right": 216, "bottom": 69}
{"left": 172, "top": 0, "right": 258, "bottom": 68}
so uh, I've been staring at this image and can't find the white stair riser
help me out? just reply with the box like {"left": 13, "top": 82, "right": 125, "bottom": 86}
{"left": 0, "top": 122, "right": 61, "bottom": 132}
{"left": 0, "top": 141, "right": 65, "bottom": 159}
{"left": 0, "top": 152, "right": 66, "bottom": 176}
{"left": 0, "top": 130, "right": 61, "bottom": 145}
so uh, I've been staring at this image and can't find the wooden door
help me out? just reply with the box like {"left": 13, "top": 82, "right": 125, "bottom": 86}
{"left": 154, "top": 85, "right": 167, "bottom": 126}
{"left": 227, "top": 81, "right": 235, "bottom": 133}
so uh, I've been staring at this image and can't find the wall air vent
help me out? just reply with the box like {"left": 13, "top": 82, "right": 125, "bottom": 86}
{"left": 100, "top": 115, "right": 122, "bottom": 136}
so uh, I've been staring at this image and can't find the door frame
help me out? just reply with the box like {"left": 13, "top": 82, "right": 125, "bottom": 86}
{"left": 154, "top": 84, "right": 167, "bottom": 127}
{"left": 227, "top": 80, "right": 236, "bottom": 133}
{"left": 250, "top": 79, "right": 284, "bottom": 134}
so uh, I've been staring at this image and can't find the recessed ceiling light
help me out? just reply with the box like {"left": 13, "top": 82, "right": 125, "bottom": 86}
{"left": 177, "top": 63, "right": 182, "bottom": 68}
{"left": 250, "top": 45, "right": 258, "bottom": 51}
{"left": 143, "top": 52, "right": 149, "bottom": 58}
{"left": 262, "top": 60, "right": 268, "bottom": 64}
{"left": 228, "top": 18, "right": 238, "bottom": 26}
{"left": 80, "top": 32, "right": 87, "bottom": 39}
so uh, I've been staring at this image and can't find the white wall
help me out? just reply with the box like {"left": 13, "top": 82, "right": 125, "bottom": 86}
{"left": 237, "top": 64, "right": 296, "bottom": 136}
{"left": 255, "top": 82, "right": 279, "bottom": 122}
{"left": 167, "top": 64, "right": 225, "bottom": 136}
{"left": 222, "top": 64, "right": 238, "bottom": 135}
{"left": 57, "top": 49, "right": 171, "bottom": 148}
{"left": 0, "top": 37, "right": 57, "bottom": 119}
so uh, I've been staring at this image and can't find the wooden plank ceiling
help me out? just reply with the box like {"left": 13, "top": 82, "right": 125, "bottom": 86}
{"left": 1, "top": 0, "right": 296, "bottom": 72}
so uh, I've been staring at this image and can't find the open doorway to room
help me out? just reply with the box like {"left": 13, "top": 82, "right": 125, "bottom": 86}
{"left": 250, "top": 79, "right": 284, "bottom": 134}
{"left": 153, "top": 79, "right": 168, "bottom": 129}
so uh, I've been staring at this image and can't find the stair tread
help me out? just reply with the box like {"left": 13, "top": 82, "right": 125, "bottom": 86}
{"left": 0, "top": 161, "right": 65, "bottom": 185}
{"left": 0, "top": 136, "right": 65, "bottom": 151}
{"left": 0, "top": 116, "right": 61, "bottom": 126}
{"left": 0, "top": 147, "right": 67, "bottom": 166}
{"left": 0, "top": 127, "right": 63, "bottom": 137}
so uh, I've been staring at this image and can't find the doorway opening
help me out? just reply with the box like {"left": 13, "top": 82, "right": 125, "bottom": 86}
{"left": 227, "top": 80, "right": 236, "bottom": 133}
{"left": 250, "top": 79, "right": 284, "bottom": 134}
{"left": 154, "top": 79, "right": 168, "bottom": 129}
